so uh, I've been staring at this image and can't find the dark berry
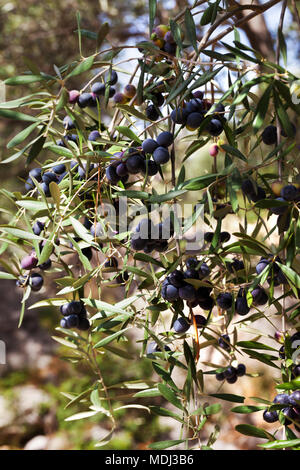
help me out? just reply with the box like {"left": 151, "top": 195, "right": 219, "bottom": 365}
{"left": 78, "top": 317, "right": 90, "bottom": 331}
{"left": 88, "top": 130, "right": 100, "bottom": 141}
{"left": 33, "top": 220, "right": 44, "bottom": 236}
{"left": 168, "top": 270, "right": 185, "bottom": 288}
{"left": 263, "top": 409, "right": 278, "bottom": 423}
{"left": 236, "top": 364, "right": 246, "bottom": 377}
{"left": 106, "top": 165, "right": 120, "bottom": 184}
{"left": 216, "top": 372, "right": 225, "bottom": 381}
{"left": 53, "top": 163, "right": 66, "bottom": 175}
{"left": 273, "top": 393, "right": 290, "bottom": 405}
{"left": 131, "top": 234, "right": 148, "bottom": 251}
{"left": 142, "top": 138, "right": 158, "bottom": 154}
{"left": 29, "top": 273, "right": 44, "bottom": 291}
{"left": 156, "top": 131, "right": 174, "bottom": 148}
{"left": 220, "top": 232, "right": 231, "bottom": 243}
{"left": 21, "top": 254, "right": 38, "bottom": 270}
{"left": 91, "top": 82, "right": 105, "bottom": 96}
{"left": 217, "top": 293, "right": 233, "bottom": 310}
{"left": 262, "top": 125, "right": 277, "bottom": 145}
{"left": 224, "top": 366, "right": 237, "bottom": 379}
{"left": 179, "top": 284, "right": 197, "bottom": 301}
{"left": 162, "top": 284, "right": 180, "bottom": 302}
{"left": 207, "top": 118, "right": 223, "bottom": 136}
{"left": 38, "top": 259, "right": 52, "bottom": 270}
{"left": 42, "top": 172, "right": 57, "bottom": 184}
{"left": 280, "top": 184, "right": 299, "bottom": 201}
{"left": 270, "top": 197, "right": 288, "bottom": 215}
{"left": 186, "top": 112, "right": 203, "bottom": 130}
{"left": 218, "top": 334, "right": 231, "bottom": 351}
{"left": 194, "top": 315, "right": 207, "bottom": 327}
{"left": 173, "top": 317, "right": 190, "bottom": 333}
{"left": 126, "top": 154, "right": 145, "bottom": 174}
{"left": 142, "top": 159, "right": 159, "bottom": 176}
{"left": 63, "top": 115, "right": 75, "bottom": 130}
{"left": 66, "top": 314, "right": 79, "bottom": 328}
{"left": 204, "top": 232, "right": 214, "bottom": 243}
{"left": 170, "top": 108, "right": 188, "bottom": 125}
{"left": 78, "top": 93, "right": 94, "bottom": 108}
{"left": 153, "top": 146, "right": 170, "bottom": 165}
{"left": 198, "top": 296, "right": 214, "bottom": 310}
{"left": 256, "top": 259, "right": 269, "bottom": 275}
{"left": 146, "top": 105, "right": 159, "bottom": 121}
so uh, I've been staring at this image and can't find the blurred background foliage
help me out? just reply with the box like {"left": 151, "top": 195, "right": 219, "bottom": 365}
{"left": 0, "top": 0, "right": 300, "bottom": 450}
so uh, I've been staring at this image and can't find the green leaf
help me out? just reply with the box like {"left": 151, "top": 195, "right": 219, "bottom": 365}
{"left": 237, "top": 341, "right": 277, "bottom": 351}
{"left": 231, "top": 405, "right": 265, "bottom": 414}
{"left": 149, "top": 0, "right": 157, "bottom": 36}
{"left": 221, "top": 144, "right": 247, "bottom": 162}
{"left": 66, "top": 56, "right": 95, "bottom": 79}
{"left": 117, "top": 105, "right": 150, "bottom": 122}
{"left": 52, "top": 336, "right": 78, "bottom": 349}
{"left": 4, "top": 75, "right": 48, "bottom": 85}
{"left": 277, "top": 263, "right": 300, "bottom": 289}
{"left": 276, "top": 376, "right": 300, "bottom": 391}
{"left": 115, "top": 126, "right": 142, "bottom": 144}
{"left": 65, "top": 410, "right": 99, "bottom": 421}
{"left": 235, "top": 424, "right": 272, "bottom": 439}
{"left": 0, "top": 108, "right": 38, "bottom": 122}
{"left": 278, "top": 29, "right": 287, "bottom": 67}
{"left": 148, "top": 439, "right": 185, "bottom": 450}
{"left": 209, "top": 393, "right": 245, "bottom": 403}
{"left": 258, "top": 439, "right": 300, "bottom": 450}
{"left": 170, "top": 20, "right": 182, "bottom": 50}
{"left": 0, "top": 271, "right": 16, "bottom": 280}
{"left": 93, "top": 328, "right": 129, "bottom": 348}
{"left": 157, "top": 383, "right": 185, "bottom": 411}
{"left": 69, "top": 217, "right": 94, "bottom": 244}
{"left": 27, "top": 133, "right": 46, "bottom": 164}
{"left": 149, "top": 406, "right": 185, "bottom": 423}
{"left": 184, "top": 9, "right": 198, "bottom": 53}
{"left": 97, "top": 22, "right": 110, "bottom": 49}
{"left": 0, "top": 226, "right": 41, "bottom": 240}
{"left": 148, "top": 189, "right": 187, "bottom": 203}
{"left": 133, "top": 388, "right": 161, "bottom": 398}
{"left": 242, "top": 349, "right": 279, "bottom": 369}
{"left": 252, "top": 84, "right": 272, "bottom": 133}
{"left": 7, "top": 122, "right": 40, "bottom": 149}
{"left": 49, "top": 182, "right": 61, "bottom": 207}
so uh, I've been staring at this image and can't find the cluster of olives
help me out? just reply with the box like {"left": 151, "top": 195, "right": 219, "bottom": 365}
{"left": 215, "top": 363, "right": 246, "bottom": 384}
{"left": 171, "top": 91, "right": 225, "bottom": 136}
{"left": 256, "top": 255, "right": 287, "bottom": 287}
{"left": 173, "top": 314, "right": 207, "bottom": 333}
{"left": 204, "top": 231, "right": 231, "bottom": 244}
{"left": 105, "top": 148, "right": 156, "bottom": 185}
{"left": 150, "top": 24, "right": 178, "bottom": 56}
{"left": 130, "top": 218, "right": 170, "bottom": 254}
{"left": 241, "top": 177, "right": 300, "bottom": 226}
{"left": 161, "top": 257, "right": 213, "bottom": 309}
{"left": 24, "top": 160, "right": 100, "bottom": 196}
{"left": 60, "top": 300, "right": 90, "bottom": 331}
{"left": 142, "top": 131, "right": 174, "bottom": 165}
{"left": 68, "top": 70, "right": 118, "bottom": 109}
{"left": 263, "top": 391, "right": 300, "bottom": 431}
{"left": 16, "top": 235, "right": 60, "bottom": 292}
{"left": 113, "top": 83, "right": 137, "bottom": 106}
